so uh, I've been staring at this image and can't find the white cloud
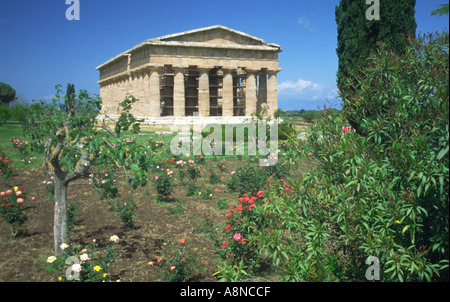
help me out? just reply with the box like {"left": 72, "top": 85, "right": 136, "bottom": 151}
{"left": 278, "top": 78, "right": 338, "bottom": 103}
{"left": 279, "top": 78, "right": 324, "bottom": 95}
{"left": 297, "top": 14, "right": 317, "bottom": 32}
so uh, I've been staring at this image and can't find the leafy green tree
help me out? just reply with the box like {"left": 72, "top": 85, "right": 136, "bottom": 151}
{"left": 336, "top": 0, "right": 416, "bottom": 132}
{"left": 20, "top": 85, "right": 149, "bottom": 256}
{"left": 0, "top": 82, "right": 16, "bottom": 105}
{"left": 431, "top": 3, "right": 449, "bottom": 16}
{"left": 0, "top": 104, "right": 10, "bottom": 125}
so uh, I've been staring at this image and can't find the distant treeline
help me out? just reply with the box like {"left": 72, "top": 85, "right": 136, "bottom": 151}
{"left": 281, "top": 108, "right": 341, "bottom": 121}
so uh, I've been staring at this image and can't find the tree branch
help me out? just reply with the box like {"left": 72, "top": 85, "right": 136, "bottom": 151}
{"left": 65, "top": 135, "right": 94, "bottom": 183}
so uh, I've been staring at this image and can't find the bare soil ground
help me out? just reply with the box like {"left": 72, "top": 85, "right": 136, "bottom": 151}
{"left": 0, "top": 159, "right": 249, "bottom": 282}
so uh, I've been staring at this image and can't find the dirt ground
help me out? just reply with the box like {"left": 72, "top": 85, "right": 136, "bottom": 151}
{"left": 0, "top": 161, "right": 246, "bottom": 282}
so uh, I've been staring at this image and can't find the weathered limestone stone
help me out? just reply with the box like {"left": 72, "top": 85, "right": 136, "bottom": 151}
{"left": 148, "top": 68, "right": 160, "bottom": 117}
{"left": 257, "top": 71, "right": 267, "bottom": 113}
{"left": 173, "top": 67, "right": 185, "bottom": 117}
{"left": 222, "top": 70, "right": 234, "bottom": 117}
{"left": 198, "top": 69, "right": 210, "bottom": 117}
{"left": 245, "top": 71, "right": 257, "bottom": 116}
{"left": 267, "top": 70, "right": 279, "bottom": 117}
{"left": 96, "top": 25, "right": 282, "bottom": 125}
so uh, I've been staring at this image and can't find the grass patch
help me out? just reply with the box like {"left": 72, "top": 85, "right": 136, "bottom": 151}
{"left": 0, "top": 124, "right": 44, "bottom": 169}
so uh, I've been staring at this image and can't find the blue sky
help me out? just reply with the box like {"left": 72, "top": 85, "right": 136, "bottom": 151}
{"left": 0, "top": 0, "right": 448, "bottom": 111}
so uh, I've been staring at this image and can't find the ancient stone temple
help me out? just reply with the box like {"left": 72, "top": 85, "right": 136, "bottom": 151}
{"left": 96, "top": 25, "right": 282, "bottom": 125}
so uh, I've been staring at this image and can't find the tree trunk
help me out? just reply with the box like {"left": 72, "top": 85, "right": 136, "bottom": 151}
{"left": 54, "top": 177, "right": 69, "bottom": 256}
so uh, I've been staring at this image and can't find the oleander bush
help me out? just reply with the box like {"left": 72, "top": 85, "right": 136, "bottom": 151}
{"left": 243, "top": 31, "right": 449, "bottom": 281}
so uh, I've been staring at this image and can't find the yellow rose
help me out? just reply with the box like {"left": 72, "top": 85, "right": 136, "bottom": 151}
{"left": 47, "top": 256, "right": 57, "bottom": 263}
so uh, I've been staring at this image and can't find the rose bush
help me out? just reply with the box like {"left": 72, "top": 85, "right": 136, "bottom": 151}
{"left": 0, "top": 186, "right": 27, "bottom": 237}
{"left": 46, "top": 235, "right": 120, "bottom": 282}
{"left": 0, "top": 148, "right": 15, "bottom": 183}
{"left": 149, "top": 237, "right": 205, "bottom": 282}
{"left": 214, "top": 190, "right": 265, "bottom": 280}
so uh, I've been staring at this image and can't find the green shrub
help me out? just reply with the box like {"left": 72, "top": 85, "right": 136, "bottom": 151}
{"left": 198, "top": 187, "right": 213, "bottom": 200}
{"left": 46, "top": 235, "right": 120, "bottom": 282}
{"left": 149, "top": 238, "right": 205, "bottom": 282}
{"left": 185, "top": 183, "right": 200, "bottom": 197}
{"left": 115, "top": 199, "right": 137, "bottom": 229}
{"left": 0, "top": 148, "right": 15, "bottom": 182}
{"left": 154, "top": 171, "right": 174, "bottom": 201}
{"left": 333, "top": 32, "right": 449, "bottom": 281}
{"left": 67, "top": 202, "right": 81, "bottom": 231}
{"left": 186, "top": 163, "right": 200, "bottom": 182}
{"left": 265, "top": 157, "right": 290, "bottom": 179}
{"left": 214, "top": 191, "right": 266, "bottom": 280}
{"left": 10, "top": 136, "right": 30, "bottom": 158}
{"left": 278, "top": 121, "right": 296, "bottom": 140}
{"left": 208, "top": 171, "right": 220, "bottom": 184}
{"left": 216, "top": 197, "right": 228, "bottom": 210}
{"left": 224, "top": 32, "right": 449, "bottom": 282}
{"left": 227, "top": 165, "right": 267, "bottom": 196}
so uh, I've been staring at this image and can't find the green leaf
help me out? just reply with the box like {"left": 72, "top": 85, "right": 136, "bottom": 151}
{"left": 130, "top": 164, "right": 139, "bottom": 171}
{"left": 385, "top": 264, "right": 396, "bottom": 273}
{"left": 402, "top": 225, "right": 410, "bottom": 234}
{"left": 436, "top": 146, "right": 448, "bottom": 160}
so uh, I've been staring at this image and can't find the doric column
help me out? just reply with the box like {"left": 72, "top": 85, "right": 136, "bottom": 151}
{"left": 173, "top": 67, "right": 185, "bottom": 117}
{"left": 148, "top": 67, "right": 161, "bottom": 117}
{"left": 267, "top": 70, "right": 279, "bottom": 117}
{"left": 222, "top": 69, "right": 234, "bottom": 117}
{"left": 257, "top": 71, "right": 267, "bottom": 113}
{"left": 245, "top": 71, "right": 257, "bottom": 116}
{"left": 198, "top": 68, "right": 210, "bottom": 117}
{"left": 136, "top": 72, "right": 145, "bottom": 116}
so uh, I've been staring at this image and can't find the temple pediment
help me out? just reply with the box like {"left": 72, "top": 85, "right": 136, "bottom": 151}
{"left": 96, "top": 25, "right": 281, "bottom": 72}
{"left": 150, "top": 25, "right": 274, "bottom": 47}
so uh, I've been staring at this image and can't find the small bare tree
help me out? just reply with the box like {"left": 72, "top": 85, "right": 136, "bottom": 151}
{"left": 21, "top": 85, "right": 149, "bottom": 255}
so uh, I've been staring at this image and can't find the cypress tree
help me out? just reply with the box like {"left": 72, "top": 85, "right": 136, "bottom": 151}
{"left": 335, "top": 0, "right": 416, "bottom": 131}
{"left": 65, "top": 83, "right": 76, "bottom": 113}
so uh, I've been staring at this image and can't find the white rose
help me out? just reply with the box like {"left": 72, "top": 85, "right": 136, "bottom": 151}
{"left": 80, "top": 253, "right": 89, "bottom": 262}
{"left": 71, "top": 263, "right": 82, "bottom": 273}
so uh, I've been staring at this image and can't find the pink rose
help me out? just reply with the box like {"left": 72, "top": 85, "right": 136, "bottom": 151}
{"left": 233, "top": 233, "right": 241, "bottom": 241}
{"left": 17, "top": 198, "right": 24, "bottom": 204}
